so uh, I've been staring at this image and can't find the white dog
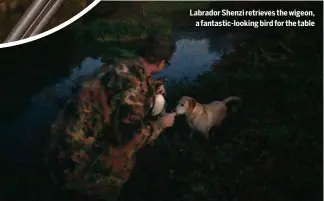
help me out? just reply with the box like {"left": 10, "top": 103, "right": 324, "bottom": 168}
{"left": 175, "top": 96, "right": 241, "bottom": 140}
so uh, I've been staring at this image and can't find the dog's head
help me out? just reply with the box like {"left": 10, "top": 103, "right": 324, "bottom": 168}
{"left": 175, "top": 96, "right": 197, "bottom": 115}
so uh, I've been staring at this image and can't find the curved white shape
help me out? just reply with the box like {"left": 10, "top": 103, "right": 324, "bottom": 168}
{"left": 0, "top": 0, "right": 101, "bottom": 49}
{"left": 151, "top": 94, "right": 167, "bottom": 116}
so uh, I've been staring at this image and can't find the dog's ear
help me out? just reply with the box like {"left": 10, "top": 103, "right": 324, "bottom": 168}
{"left": 187, "top": 98, "right": 197, "bottom": 112}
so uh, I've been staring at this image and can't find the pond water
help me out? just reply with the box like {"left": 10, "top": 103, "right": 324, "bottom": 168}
{"left": 0, "top": 29, "right": 239, "bottom": 159}
{"left": 155, "top": 29, "right": 235, "bottom": 81}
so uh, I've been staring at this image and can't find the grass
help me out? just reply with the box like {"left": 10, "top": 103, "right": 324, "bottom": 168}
{"left": 1, "top": 2, "right": 322, "bottom": 201}
{"left": 120, "top": 27, "right": 322, "bottom": 201}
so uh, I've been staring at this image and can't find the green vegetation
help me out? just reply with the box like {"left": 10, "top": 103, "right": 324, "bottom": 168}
{"left": 68, "top": 1, "right": 206, "bottom": 63}
{"left": 71, "top": 4, "right": 322, "bottom": 201}
{"left": 124, "top": 27, "right": 322, "bottom": 201}
{"left": 72, "top": 16, "right": 171, "bottom": 63}
{"left": 98, "top": 3, "right": 321, "bottom": 200}
{"left": 1, "top": 2, "right": 322, "bottom": 201}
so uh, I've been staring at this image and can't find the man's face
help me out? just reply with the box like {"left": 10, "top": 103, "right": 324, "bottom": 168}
{"left": 151, "top": 60, "right": 167, "bottom": 74}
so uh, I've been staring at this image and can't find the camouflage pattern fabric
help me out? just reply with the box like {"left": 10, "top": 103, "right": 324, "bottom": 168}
{"left": 45, "top": 59, "right": 166, "bottom": 200}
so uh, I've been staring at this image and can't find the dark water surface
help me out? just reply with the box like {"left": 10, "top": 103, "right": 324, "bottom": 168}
{"left": 0, "top": 29, "right": 241, "bottom": 159}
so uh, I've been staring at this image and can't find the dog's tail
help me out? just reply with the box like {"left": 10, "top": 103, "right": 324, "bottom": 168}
{"left": 222, "top": 96, "right": 241, "bottom": 105}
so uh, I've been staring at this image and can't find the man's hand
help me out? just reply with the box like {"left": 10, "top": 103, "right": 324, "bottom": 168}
{"left": 155, "top": 77, "right": 167, "bottom": 96}
{"left": 156, "top": 84, "right": 166, "bottom": 96}
{"left": 159, "top": 112, "right": 176, "bottom": 128}
{"left": 148, "top": 112, "right": 176, "bottom": 145}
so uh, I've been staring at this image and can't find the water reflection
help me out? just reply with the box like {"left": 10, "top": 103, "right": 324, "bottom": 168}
{"left": 37, "top": 57, "right": 104, "bottom": 103}
{"left": 0, "top": 31, "right": 235, "bottom": 151}
{"left": 0, "top": 58, "right": 103, "bottom": 145}
{"left": 155, "top": 38, "right": 221, "bottom": 81}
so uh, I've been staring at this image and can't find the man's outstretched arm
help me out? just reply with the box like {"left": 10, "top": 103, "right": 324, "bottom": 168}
{"left": 111, "top": 87, "right": 165, "bottom": 154}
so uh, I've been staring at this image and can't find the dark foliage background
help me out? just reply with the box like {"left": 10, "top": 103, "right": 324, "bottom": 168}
{"left": 0, "top": 2, "right": 322, "bottom": 201}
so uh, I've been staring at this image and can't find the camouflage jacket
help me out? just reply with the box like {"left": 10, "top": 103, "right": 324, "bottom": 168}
{"left": 45, "top": 59, "right": 166, "bottom": 200}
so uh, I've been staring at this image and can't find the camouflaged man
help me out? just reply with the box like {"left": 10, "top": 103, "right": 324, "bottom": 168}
{"left": 44, "top": 35, "right": 177, "bottom": 200}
